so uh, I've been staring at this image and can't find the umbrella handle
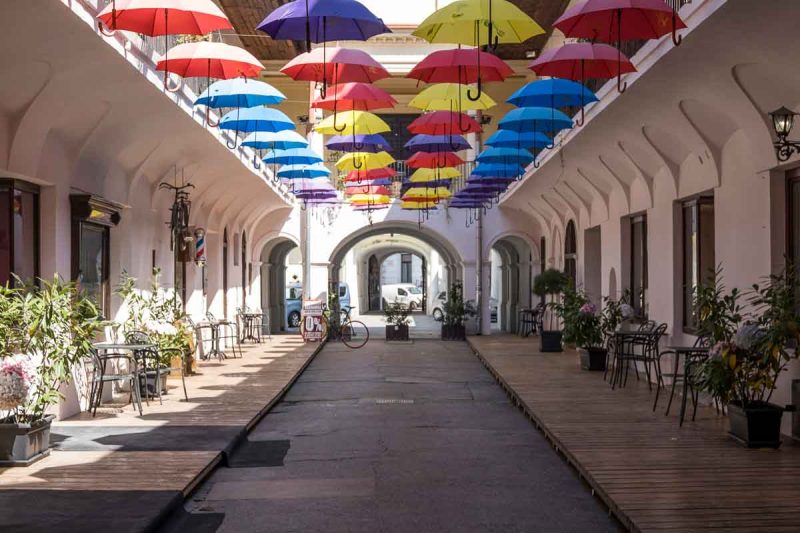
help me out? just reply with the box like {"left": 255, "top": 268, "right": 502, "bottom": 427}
{"left": 616, "top": 10, "right": 627, "bottom": 94}
{"left": 165, "top": 74, "right": 183, "bottom": 93}
{"left": 97, "top": 0, "right": 117, "bottom": 36}
{"left": 226, "top": 136, "right": 237, "bottom": 150}
{"left": 532, "top": 158, "right": 540, "bottom": 169}
{"left": 467, "top": 79, "right": 483, "bottom": 102}
{"left": 575, "top": 105, "right": 585, "bottom": 128}
{"left": 98, "top": 21, "right": 117, "bottom": 37}
{"left": 333, "top": 112, "right": 347, "bottom": 133}
{"left": 205, "top": 107, "right": 220, "bottom": 128}
{"left": 252, "top": 153, "right": 261, "bottom": 170}
{"left": 458, "top": 112, "right": 471, "bottom": 134}
{"left": 672, "top": 8, "right": 683, "bottom": 47}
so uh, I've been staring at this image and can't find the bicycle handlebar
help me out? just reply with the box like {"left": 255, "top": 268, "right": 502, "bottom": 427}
{"left": 159, "top": 182, "right": 195, "bottom": 192}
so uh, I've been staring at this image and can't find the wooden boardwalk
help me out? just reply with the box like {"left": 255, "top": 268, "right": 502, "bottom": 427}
{"left": 469, "top": 335, "right": 800, "bottom": 533}
{"left": 0, "top": 335, "right": 320, "bottom": 530}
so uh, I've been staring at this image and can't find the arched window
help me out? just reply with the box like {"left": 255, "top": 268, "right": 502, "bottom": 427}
{"left": 564, "top": 221, "right": 577, "bottom": 285}
{"left": 241, "top": 231, "right": 247, "bottom": 307}
{"left": 223, "top": 228, "right": 229, "bottom": 319}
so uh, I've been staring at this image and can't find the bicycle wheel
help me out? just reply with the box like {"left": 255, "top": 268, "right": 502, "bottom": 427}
{"left": 340, "top": 320, "right": 369, "bottom": 349}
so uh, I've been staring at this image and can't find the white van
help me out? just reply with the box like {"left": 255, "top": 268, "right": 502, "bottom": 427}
{"left": 382, "top": 284, "right": 423, "bottom": 310}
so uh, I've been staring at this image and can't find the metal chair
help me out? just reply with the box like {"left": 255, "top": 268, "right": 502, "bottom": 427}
{"left": 614, "top": 322, "right": 667, "bottom": 389}
{"left": 653, "top": 336, "right": 711, "bottom": 423}
{"left": 206, "top": 311, "right": 242, "bottom": 358}
{"left": 517, "top": 308, "right": 535, "bottom": 337}
{"left": 86, "top": 349, "right": 143, "bottom": 416}
{"left": 125, "top": 330, "right": 188, "bottom": 403}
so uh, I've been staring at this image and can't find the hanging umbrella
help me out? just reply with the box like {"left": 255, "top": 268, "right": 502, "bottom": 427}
{"left": 407, "top": 152, "right": 464, "bottom": 169}
{"left": 219, "top": 107, "right": 295, "bottom": 149}
{"left": 408, "top": 111, "right": 481, "bottom": 135}
{"left": 316, "top": 111, "right": 390, "bottom": 136}
{"left": 336, "top": 151, "right": 395, "bottom": 172}
{"left": 405, "top": 134, "right": 471, "bottom": 154}
{"left": 327, "top": 134, "right": 391, "bottom": 153}
{"left": 485, "top": 129, "right": 552, "bottom": 149}
{"left": 413, "top": 0, "right": 544, "bottom": 99}
{"left": 343, "top": 177, "right": 393, "bottom": 187}
{"left": 410, "top": 167, "right": 461, "bottom": 182}
{"left": 498, "top": 107, "right": 573, "bottom": 134}
{"left": 281, "top": 47, "right": 390, "bottom": 99}
{"left": 403, "top": 186, "right": 452, "bottom": 200}
{"left": 156, "top": 42, "right": 264, "bottom": 92}
{"left": 508, "top": 79, "right": 599, "bottom": 127}
{"left": 467, "top": 175, "right": 515, "bottom": 187}
{"left": 257, "top": 0, "right": 390, "bottom": 52}
{"left": 97, "top": 0, "right": 232, "bottom": 36}
{"left": 263, "top": 147, "right": 324, "bottom": 166}
{"left": 409, "top": 83, "right": 496, "bottom": 113}
{"left": 312, "top": 83, "right": 396, "bottom": 112}
{"left": 529, "top": 42, "right": 636, "bottom": 96}
{"left": 477, "top": 147, "right": 535, "bottom": 165}
{"left": 278, "top": 163, "right": 331, "bottom": 179}
{"left": 401, "top": 200, "right": 439, "bottom": 210}
{"left": 195, "top": 78, "right": 286, "bottom": 127}
{"left": 242, "top": 130, "right": 308, "bottom": 150}
{"left": 472, "top": 163, "right": 525, "bottom": 177}
{"left": 407, "top": 48, "right": 513, "bottom": 85}
{"left": 350, "top": 193, "right": 391, "bottom": 205}
{"left": 344, "top": 167, "right": 398, "bottom": 182}
{"left": 344, "top": 185, "right": 392, "bottom": 196}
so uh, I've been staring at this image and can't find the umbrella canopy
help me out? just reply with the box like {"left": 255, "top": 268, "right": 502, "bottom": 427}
{"left": 529, "top": 42, "right": 636, "bottom": 80}
{"left": 467, "top": 175, "right": 515, "bottom": 186}
{"left": 343, "top": 177, "right": 393, "bottom": 186}
{"left": 97, "top": 0, "right": 232, "bottom": 36}
{"left": 498, "top": 107, "right": 573, "bottom": 134}
{"left": 408, "top": 111, "right": 482, "bottom": 135}
{"left": 403, "top": 186, "right": 452, "bottom": 200}
{"left": 407, "top": 151, "right": 464, "bottom": 169}
{"left": 316, "top": 111, "right": 390, "bottom": 135}
{"left": 350, "top": 193, "right": 391, "bottom": 205}
{"left": 554, "top": 0, "right": 686, "bottom": 43}
{"left": 407, "top": 48, "right": 513, "bottom": 85}
{"left": 312, "top": 82, "right": 396, "bottom": 111}
{"left": 219, "top": 107, "right": 295, "bottom": 133}
{"left": 472, "top": 163, "right": 525, "bottom": 178}
{"left": 460, "top": 183, "right": 505, "bottom": 194}
{"left": 353, "top": 203, "right": 390, "bottom": 211}
{"left": 195, "top": 79, "right": 286, "bottom": 109}
{"left": 326, "top": 134, "right": 391, "bottom": 153}
{"left": 412, "top": 0, "right": 544, "bottom": 47}
{"left": 405, "top": 134, "right": 471, "bottom": 154}
{"left": 401, "top": 200, "right": 439, "bottom": 210}
{"left": 410, "top": 167, "right": 461, "bottom": 182}
{"left": 242, "top": 130, "right": 308, "bottom": 150}
{"left": 344, "top": 185, "right": 391, "bottom": 196}
{"left": 477, "top": 147, "right": 535, "bottom": 165}
{"left": 257, "top": 0, "right": 390, "bottom": 48}
{"left": 277, "top": 163, "right": 331, "bottom": 179}
{"left": 409, "top": 83, "right": 496, "bottom": 112}
{"left": 156, "top": 42, "right": 264, "bottom": 80}
{"left": 281, "top": 47, "right": 390, "bottom": 84}
{"left": 508, "top": 79, "right": 598, "bottom": 108}
{"left": 344, "top": 168, "right": 398, "bottom": 181}
{"left": 485, "top": 129, "right": 552, "bottom": 149}
{"left": 336, "top": 151, "right": 395, "bottom": 172}
{"left": 287, "top": 178, "right": 334, "bottom": 191}
{"left": 263, "top": 148, "right": 324, "bottom": 166}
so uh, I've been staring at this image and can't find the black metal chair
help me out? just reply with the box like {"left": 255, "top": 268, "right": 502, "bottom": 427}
{"left": 517, "top": 308, "right": 535, "bottom": 337}
{"left": 125, "top": 330, "right": 188, "bottom": 404}
{"left": 612, "top": 322, "right": 667, "bottom": 389}
{"left": 86, "top": 349, "right": 143, "bottom": 416}
{"left": 206, "top": 311, "right": 241, "bottom": 358}
{"left": 653, "top": 335, "right": 712, "bottom": 422}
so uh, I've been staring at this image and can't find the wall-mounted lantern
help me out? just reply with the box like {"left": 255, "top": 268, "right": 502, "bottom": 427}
{"left": 769, "top": 106, "right": 800, "bottom": 162}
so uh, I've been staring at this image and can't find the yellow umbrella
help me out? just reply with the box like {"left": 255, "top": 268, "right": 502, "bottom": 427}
{"left": 315, "top": 111, "right": 390, "bottom": 135}
{"left": 409, "top": 167, "right": 460, "bottom": 182}
{"left": 403, "top": 186, "right": 452, "bottom": 200}
{"left": 336, "top": 151, "right": 395, "bottom": 172}
{"left": 350, "top": 193, "right": 391, "bottom": 205}
{"left": 401, "top": 200, "right": 439, "bottom": 210}
{"left": 412, "top": 0, "right": 544, "bottom": 47}
{"left": 409, "top": 83, "right": 496, "bottom": 112}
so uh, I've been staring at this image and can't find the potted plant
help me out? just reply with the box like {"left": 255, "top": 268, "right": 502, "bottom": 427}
{"left": 384, "top": 301, "right": 410, "bottom": 342}
{"left": 0, "top": 276, "right": 101, "bottom": 466}
{"left": 533, "top": 269, "right": 569, "bottom": 352}
{"left": 695, "top": 268, "right": 797, "bottom": 448}
{"left": 569, "top": 302, "right": 608, "bottom": 371}
{"left": 441, "top": 282, "right": 467, "bottom": 341}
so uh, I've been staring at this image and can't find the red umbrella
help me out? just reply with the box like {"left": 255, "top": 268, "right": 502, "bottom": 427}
{"left": 344, "top": 168, "right": 398, "bottom": 182}
{"left": 529, "top": 42, "right": 636, "bottom": 97}
{"left": 156, "top": 42, "right": 263, "bottom": 92}
{"left": 97, "top": 0, "right": 232, "bottom": 36}
{"left": 282, "top": 47, "right": 389, "bottom": 99}
{"left": 407, "top": 48, "right": 513, "bottom": 85}
{"left": 554, "top": 0, "right": 687, "bottom": 92}
{"left": 345, "top": 185, "right": 391, "bottom": 196}
{"left": 311, "top": 82, "right": 396, "bottom": 111}
{"left": 408, "top": 111, "right": 482, "bottom": 136}
{"left": 407, "top": 152, "right": 464, "bottom": 169}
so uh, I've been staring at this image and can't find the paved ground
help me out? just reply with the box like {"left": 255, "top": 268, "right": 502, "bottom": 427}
{"left": 355, "top": 312, "right": 442, "bottom": 338}
{"left": 163, "top": 340, "right": 619, "bottom": 533}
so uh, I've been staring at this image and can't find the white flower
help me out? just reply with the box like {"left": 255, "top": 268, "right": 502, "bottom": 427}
{"left": 0, "top": 356, "right": 32, "bottom": 410}
{"left": 147, "top": 321, "right": 178, "bottom": 336}
{"left": 620, "top": 304, "right": 635, "bottom": 319}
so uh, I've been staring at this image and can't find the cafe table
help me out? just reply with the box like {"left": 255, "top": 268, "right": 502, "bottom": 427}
{"left": 91, "top": 342, "right": 157, "bottom": 409}
{"left": 664, "top": 345, "right": 711, "bottom": 426}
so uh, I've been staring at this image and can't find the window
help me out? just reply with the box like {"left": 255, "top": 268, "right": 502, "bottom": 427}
{"left": 339, "top": 284, "right": 347, "bottom": 298}
{"left": 788, "top": 171, "right": 800, "bottom": 264}
{"left": 398, "top": 288, "right": 407, "bottom": 296}
{"left": 0, "top": 180, "right": 39, "bottom": 286}
{"left": 630, "top": 215, "right": 648, "bottom": 317}
{"left": 401, "top": 253, "right": 412, "bottom": 283}
{"left": 564, "top": 221, "right": 577, "bottom": 285}
{"left": 682, "top": 196, "right": 715, "bottom": 331}
{"left": 241, "top": 231, "right": 247, "bottom": 306}
{"left": 223, "top": 229, "right": 229, "bottom": 318}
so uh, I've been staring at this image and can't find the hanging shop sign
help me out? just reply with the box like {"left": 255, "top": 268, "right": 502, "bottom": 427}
{"left": 301, "top": 299, "right": 325, "bottom": 342}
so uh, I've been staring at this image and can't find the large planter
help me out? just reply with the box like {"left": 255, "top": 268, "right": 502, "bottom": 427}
{"left": 140, "top": 369, "right": 168, "bottom": 397}
{"left": 0, "top": 415, "right": 55, "bottom": 466}
{"left": 386, "top": 324, "right": 409, "bottom": 342}
{"left": 441, "top": 324, "right": 466, "bottom": 341}
{"left": 728, "top": 401, "right": 784, "bottom": 449}
{"left": 540, "top": 330, "right": 563, "bottom": 352}
{"left": 579, "top": 347, "right": 607, "bottom": 371}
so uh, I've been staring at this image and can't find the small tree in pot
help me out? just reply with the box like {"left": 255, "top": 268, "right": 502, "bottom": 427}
{"left": 533, "top": 269, "right": 569, "bottom": 352}
{"left": 384, "top": 301, "right": 410, "bottom": 342}
{"left": 441, "top": 281, "right": 468, "bottom": 341}
{"left": 567, "top": 301, "right": 608, "bottom": 371}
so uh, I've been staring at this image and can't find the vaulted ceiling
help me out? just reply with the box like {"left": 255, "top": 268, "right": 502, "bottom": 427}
{"left": 218, "top": 0, "right": 571, "bottom": 61}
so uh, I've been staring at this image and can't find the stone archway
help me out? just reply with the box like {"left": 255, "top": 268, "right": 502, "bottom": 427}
{"left": 489, "top": 235, "right": 535, "bottom": 334}
{"left": 260, "top": 237, "right": 299, "bottom": 333}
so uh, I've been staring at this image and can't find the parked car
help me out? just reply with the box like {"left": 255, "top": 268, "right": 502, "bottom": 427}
{"left": 432, "top": 290, "right": 497, "bottom": 322}
{"left": 381, "top": 283, "right": 423, "bottom": 310}
{"left": 286, "top": 282, "right": 351, "bottom": 328}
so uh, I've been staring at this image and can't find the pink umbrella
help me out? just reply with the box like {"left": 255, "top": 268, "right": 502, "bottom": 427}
{"left": 156, "top": 42, "right": 264, "bottom": 92}
{"left": 311, "top": 82, "right": 396, "bottom": 111}
{"left": 97, "top": 0, "right": 231, "bottom": 37}
{"left": 281, "top": 47, "right": 389, "bottom": 98}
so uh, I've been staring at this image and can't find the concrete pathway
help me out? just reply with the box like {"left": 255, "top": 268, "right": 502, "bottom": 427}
{"left": 164, "top": 340, "right": 618, "bottom": 532}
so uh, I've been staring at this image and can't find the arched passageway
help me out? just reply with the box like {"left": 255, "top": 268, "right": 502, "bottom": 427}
{"left": 490, "top": 235, "right": 535, "bottom": 334}
{"left": 260, "top": 237, "right": 300, "bottom": 333}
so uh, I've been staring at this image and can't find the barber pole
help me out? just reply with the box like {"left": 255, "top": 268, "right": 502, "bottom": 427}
{"left": 194, "top": 228, "right": 206, "bottom": 266}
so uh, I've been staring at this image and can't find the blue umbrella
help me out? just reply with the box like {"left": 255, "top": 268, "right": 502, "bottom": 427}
{"left": 242, "top": 130, "right": 308, "bottom": 151}
{"left": 257, "top": 0, "right": 391, "bottom": 52}
{"left": 195, "top": 79, "right": 286, "bottom": 109}
{"left": 477, "top": 147, "right": 535, "bottom": 165}
{"left": 278, "top": 163, "right": 331, "bottom": 179}
{"left": 498, "top": 107, "right": 573, "bottom": 137}
{"left": 326, "top": 134, "right": 391, "bottom": 153}
{"left": 485, "top": 129, "right": 552, "bottom": 150}
{"left": 507, "top": 79, "right": 598, "bottom": 126}
{"left": 263, "top": 147, "right": 324, "bottom": 166}
{"left": 404, "top": 134, "right": 471, "bottom": 153}
{"left": 472, "top": 163, "right": 525, "bottom": 178}
{"left": 219, "top": 107, "right": 295, "bottom": 133}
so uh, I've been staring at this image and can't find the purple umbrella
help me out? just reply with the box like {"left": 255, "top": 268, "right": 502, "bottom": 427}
{"left": 326, "top": 134, "right": 391, "bottom": 153}
{"left": 405, "top": 134, "right": 471, "bottom": 153}
{"left": 257, "top": 0, "right": 391, "bottom": 51}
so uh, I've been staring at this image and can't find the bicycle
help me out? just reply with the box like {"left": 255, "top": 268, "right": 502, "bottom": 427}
{"left": 301, "top": 304, "right": 369, "bottom": 349}
{"left": 159, "top": 182, "right": 195, "bottom": 253}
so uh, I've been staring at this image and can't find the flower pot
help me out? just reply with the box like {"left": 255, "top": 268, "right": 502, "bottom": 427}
{"left": 540, "top": 330, "right": 563, "bottom": 352}
{"left": 727, "top": 401, "right": 784, "bottom": 449}
{"left": 139, "top": 369, "right": 168, "bottom": 397}
{"left": 386, "top": 324, "right": 409, "bottom": 342}
{"left": 441, "top": 324, "right": 466, "bottom": 341}
{"left": 579, "top": 347, "right": 607, "bottom": 371}
{"left": 0, "top": 415, "right": 55, "bottom": 466}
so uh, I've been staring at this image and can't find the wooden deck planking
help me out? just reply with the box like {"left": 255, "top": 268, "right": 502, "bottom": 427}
{"left": 469, "top": 335, "right": 800, "bottom": 533}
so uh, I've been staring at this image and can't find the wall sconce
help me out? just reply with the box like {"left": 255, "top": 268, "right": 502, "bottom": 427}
{"left": 297, "top": 115, "right": 309, "bottom": 124}
{"left": 480, "top": 115, "right": 492, "bottom": 126}
{"left": 769, "top": 106, "right": 800, "bottom": 162}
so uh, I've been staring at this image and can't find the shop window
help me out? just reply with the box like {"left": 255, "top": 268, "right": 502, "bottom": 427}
{"left": 401, "top": 253, "right": 412, "bottom": 283}
{"left": 564, "top": 220, "right": 577, "bottom": 285}
{"left": 630, "top": 214, "right": 648, "bottom": 317}
{"left": 682, "top": 195, "right": 715, "bottom": 331}
{"left": 0, "top": 180, "right": 39, "bottom": 286}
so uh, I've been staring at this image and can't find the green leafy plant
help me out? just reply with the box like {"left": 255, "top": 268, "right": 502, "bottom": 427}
{"left": 533, "top": 269, "right": 569, "bottom": 331}
{"left": 442, "top": 281, "right": 467, "bottom": 327}
{"left": 384, "top": 301, "right": 410, "bottom": 327}
{"left": 693, "top": 267, "right": 743, "bottom": 344}
{"left": 600, "top": 296, "right": 624, "bottom": 340}
{"left": 556, "top": 285, "right": 590, "bottom": 345}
